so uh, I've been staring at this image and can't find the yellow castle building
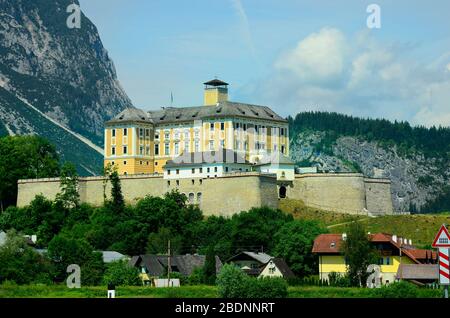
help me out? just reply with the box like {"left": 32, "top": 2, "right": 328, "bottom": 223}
{"left": 104, "top": 79, "right": 289, "bottom": 175}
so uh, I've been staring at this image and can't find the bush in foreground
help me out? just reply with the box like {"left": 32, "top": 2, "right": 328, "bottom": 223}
{"left": 102, "top": 260, "right": 141, "bottom": 287}
{"left": 216, "top": 264, "right": 288, "bottom": 298}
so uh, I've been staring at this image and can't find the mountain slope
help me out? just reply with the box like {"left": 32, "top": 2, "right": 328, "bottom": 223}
{"left": 289, "top": 112, "right": 450, "bottom": 213}
{"left": 0, "top": 0, "right": 132, "bottom": 174}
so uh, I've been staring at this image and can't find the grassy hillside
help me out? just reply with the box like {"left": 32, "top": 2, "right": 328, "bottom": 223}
{"left": 279, "top": 199, "right": 449, "bottom": 248}
{"left": 279, "top": 199, "right": 366, "bottom": 227}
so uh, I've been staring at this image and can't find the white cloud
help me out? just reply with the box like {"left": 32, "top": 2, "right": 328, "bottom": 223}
{"left": 275, "top": 28, "right": 347, "bottom": 84}
{"left": 244, "top": 28, "right": 450, "bottom": 127}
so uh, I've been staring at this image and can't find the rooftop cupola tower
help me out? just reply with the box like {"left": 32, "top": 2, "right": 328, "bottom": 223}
{"left": 203, "top": 79, "right": 228, "bottom": 105}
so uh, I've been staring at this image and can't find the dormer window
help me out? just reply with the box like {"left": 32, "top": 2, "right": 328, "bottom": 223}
{"left": 330, "top": 242, "right": 336, "bottom": 248}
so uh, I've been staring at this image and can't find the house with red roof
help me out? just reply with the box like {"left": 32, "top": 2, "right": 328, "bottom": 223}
{"left": 312, "top": 232, "right": 437, "bottom": 285}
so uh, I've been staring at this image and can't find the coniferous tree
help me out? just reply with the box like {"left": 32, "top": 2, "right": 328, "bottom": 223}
{"left": 109, "top": 170, "right": 124, "bottom": 214}
{"left": 55, "top": 162, "right": 79, "bottom": 209}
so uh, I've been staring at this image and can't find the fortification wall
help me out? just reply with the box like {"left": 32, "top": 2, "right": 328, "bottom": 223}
{"left": 288, "top": 173, "right": 367, "bottom": 215}
{"left": 17, "top": 173, "right": 278, "bottom": 217}
{"left": 364, "top": 178, "right": 394, "bottom": 216}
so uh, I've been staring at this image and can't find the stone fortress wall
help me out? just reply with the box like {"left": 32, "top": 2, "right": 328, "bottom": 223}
{"left": 17, "top": 172, "right": 393, "bottom": 216}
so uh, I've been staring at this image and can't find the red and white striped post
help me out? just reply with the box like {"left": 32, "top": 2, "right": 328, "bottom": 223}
{"left": 432, "top": 224, "right": 450, "bottom": 298}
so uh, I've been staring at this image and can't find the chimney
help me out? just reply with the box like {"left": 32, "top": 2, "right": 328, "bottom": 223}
{"left": 392, "top": 234, "right": 397, "bottom": 243}
{"left": 342, "top": 233, "right": 347, "bottom": 241}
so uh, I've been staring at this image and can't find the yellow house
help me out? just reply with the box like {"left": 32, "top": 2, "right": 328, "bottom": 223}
{"left": 312, "top": 233, "right": 437, "bottom": 285}
{"left": 104, "top": 79, "right": 289, "bottom": 175}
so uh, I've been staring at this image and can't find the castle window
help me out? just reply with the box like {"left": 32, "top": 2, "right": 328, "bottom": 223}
{"left": 176, "top": 169, "right": 179, "bottom": 175}
{"left": 210, "top": 122, "right": 214, "bottom": 130}
{"left": 280, "top": 128, "right": 285, "bottom": 136}
{"left": 225, "top": 167, "right": 229, "bottom": 172}
{"left": 209, "top": 140, "right": 214, "bottom": 151}
{"left": 197, "top": 192, "right": 202, "bottom": 203}
{"left": 199, "top": 168, "right": 203, "bottom": 173}
{"left": 199, "top": 179, "right": 203, "bottom": 185}
{"left": 191, "top": 179, "right": 195, "bottom": 185}
{"left": 155, "top": 133, "right": 159, "bottom": 139}
{"left": 112, "top": 129, "right": 116, "bottom": 137}
{"left": 195, "top": 141, "right": 200, "bottom": 152}
{"left": 123, "top": 128, "right": 128, "bottom": 136}
{"left": 155, "top": 144, "right": 159, "bottom": 156}
{"left": 175, "top": 142, "right": 179, "bottom": 155}
{"left": 243, "top": 124, "right": 247, "bottom": 131}
{"left": 111, "top": 161, "right": 114, "bottom": 165}
{"left": 164, "top": 132, "right": 170, "bottom": 140}
{"left": 168, "top": 169, "right": 171, "bottom": 175}
{"left": 281, "top": 145, "right": 285, "bottom": 154}
{"left": 167, "top": 181, "right": 170, "bottom": 186}
{"left": 146, "top": 161, "right": 149, "bottom": 166}
{"left": 165, "top": 143, "right": 170, "bottom": 155}
{"left": 123, "top": 160, "right": 127, "bottom": 165}
{"left": 192, "top": 168, "right": 195, "bottom": 174}
{"left": 221, "top": 122, "right": 225, "bottom": 131}
{"left": 124, "top": 172, "right": 127, "bottom": 175}
{"left": 386, "top": 257, "right": 391, "bottom": 265}
{"left": 220, "top": 140, "right": 224, "bottom": 148}
{"left": 155, "top": 162, "right": 158, "bottom": 166}
{"left": 176, "top": 180, "right": 179, "bottom": 186}
{"left": 139, "top": 128, "right": 144, "bottom": 137}
{"left": 195, "top": 130, "right": 199, "bottom": 138}
{"left": 207, "top": 168, "right": 210, "bottom": 173}
{"left": 146, "top": 146, "right": 150, "bottom": 155}
{"left": 214, "top": 167, "right": 218, "bottom": 172}
{"left": 123, "top": 146, "right": 127, "bottom": 154}
{"left": 140, "top": 161, "right": 143, "bottom": 165}
{"left": 185, "top": 141, "right": 189, "bottom": 152}
{"left": 189, "top": 193, "right": 195, "bottom": 203}
{"left": 145, "top": 129, "right": 150, "bottom": 137}
{"left": 111, "top": 147, "right": 116, "bottom": 155}
{"left": 139, "top": 146, "right": 143, "bottom": 155}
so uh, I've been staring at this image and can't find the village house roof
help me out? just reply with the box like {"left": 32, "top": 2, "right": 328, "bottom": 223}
{"left": 269, "top": 258, "right": 296, "bottom": 278}
{"left": 396, "top": 264, "right": 439, "bottom": 281}
{"left": 129, "top": 254, "right": 222, "bottom": 277}
{"left": 164, "top": 149, "right": 250, "bottom": 168}
{"left": 227, "top": 251, "right": 273, "bottom": 264}
{"left": 312, "top": 233, "right": 434, "bottom": 265}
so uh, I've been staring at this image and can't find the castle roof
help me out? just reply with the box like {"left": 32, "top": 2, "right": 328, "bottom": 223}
{"left": 107, "top": 101, "right": 287, "bottom": 126}
{"left": 106, "top": 107, "right": 152, "bottom": 125}
{"left": 149, "top": 101, "right": 287, "bottom": 124}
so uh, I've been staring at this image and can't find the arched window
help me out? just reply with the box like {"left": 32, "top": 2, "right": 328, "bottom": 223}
{"left": 189, "top": 193, "right": 195, "bottom": 204}
{"left": 197, "top": 192, "right": 202, "bottom": 203}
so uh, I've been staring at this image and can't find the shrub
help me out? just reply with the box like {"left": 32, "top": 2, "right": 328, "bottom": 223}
{"left": 187, "top": 267, "right": 204, "bottom": 285}
{"left": 102, "top": 260, "right": 141, "bottom": 287}
{"left": 216, "top": 264, "right": 288, "bottom": 298}
{"left": 216, "top": 264, "right": 252, "bottom": 298}
{"left": 328, "top": 272, "right": 351, "bottom": 287}
{"left": 373, "top": 281, "right": 419, "bottom": 298}
{"left": 248, "top": 277, "right": 288, "bottom": 298}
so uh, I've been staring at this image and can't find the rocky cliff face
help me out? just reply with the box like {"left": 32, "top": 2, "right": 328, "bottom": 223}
{"left": 0, "top": 0, "right": 132, "bottom": 174}
{"left": 290, "top": 131, "right": 450, "bottom": 212}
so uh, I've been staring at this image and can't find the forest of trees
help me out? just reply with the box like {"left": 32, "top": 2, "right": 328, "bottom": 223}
{"left": 288, "top": 112, "right": 450, "bottom": 213}
{"left": 288, "top": 111, "right": 450, "bottom": 158}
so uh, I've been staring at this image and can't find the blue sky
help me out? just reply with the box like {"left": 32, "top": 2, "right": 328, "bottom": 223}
{"left": 79, "top": 0, "right": 450, "bottom": 127}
